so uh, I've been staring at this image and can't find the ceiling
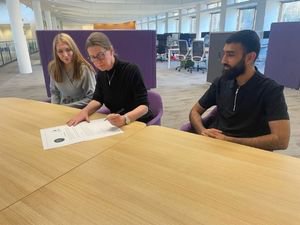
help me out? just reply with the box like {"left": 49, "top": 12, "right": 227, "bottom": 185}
{"left": 19, "top": 0, "right": 207, "bottom": 24}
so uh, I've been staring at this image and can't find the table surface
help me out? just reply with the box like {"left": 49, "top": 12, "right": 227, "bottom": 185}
{"left": 1, "top": 125, "right": 300, "bottom": 225}
{"left": 0, "top": 97, "right": 145, "bottom": 211}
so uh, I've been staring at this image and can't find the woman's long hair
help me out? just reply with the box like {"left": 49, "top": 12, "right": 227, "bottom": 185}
{"left": 48, "top": 33, "right": 95, "bottom": 82}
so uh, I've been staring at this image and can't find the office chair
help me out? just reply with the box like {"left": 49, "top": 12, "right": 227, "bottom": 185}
{"left": 97, "top": 105, "right": 111, "bottom": 114}
{"left": 190, "top": 40, "right": 207, "bottom": 73}
{"left": 203, "top": 34, "right": 210, "bottom": 62}
{"left": 43, "top": 97, "right": 51, "bottom": 103}
{"left": 156, "top": 44, "right": 167, "bottom": 62}
{"left": 175, "top": 39, "right": 191, "bottom": 72}
{"left": 180, "top": 106, "right": 217, "bottom": 133}
{"left": 203, "top": 34, "right": 210, "bottom": 49}
{"left": 147, "top": 90, "right": 163, "bottom": 126}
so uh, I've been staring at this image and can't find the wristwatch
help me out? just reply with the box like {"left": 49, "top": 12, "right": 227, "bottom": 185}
{"left": 124, "top": 114, "right": 131, "bottom": 125}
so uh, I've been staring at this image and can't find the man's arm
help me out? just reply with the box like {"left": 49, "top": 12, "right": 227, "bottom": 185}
{"left": 189, "top": 102, "right": 208, "bottom": 134}
{"left": 216, "top": 120, "right": 290, "bottom": 151}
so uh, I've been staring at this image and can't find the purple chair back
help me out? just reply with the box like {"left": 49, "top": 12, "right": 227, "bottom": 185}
{"left": 97, "top": 105, "right": 111, "bottom": 114}
{"left": 36, "top": 30, "right": 157, "bottom": 97}
{"left": 147, "top": 90, "right": 163, "bottom": 126}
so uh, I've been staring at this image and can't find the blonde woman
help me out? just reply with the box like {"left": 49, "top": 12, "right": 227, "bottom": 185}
{"left": 48, "top": 33, "right": 96, "bottom": 109}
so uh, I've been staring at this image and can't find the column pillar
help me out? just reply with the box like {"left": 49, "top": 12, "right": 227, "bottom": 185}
{"left": 52, "top": 16, "right": 57, "bottom": 30}
{"left": 178, "top": 9, "right": 182, "bottom": 33}
{"left": 195, "top": 4, "right": 200, "bottom": 39}
{"left": 32, "top": 0, "right": 44, "bottom": 30}
{"left": 44, "top": 10, "right": 52, "bottom": 29}
{"left": 6, "top": 0, "right": 32, "bottom": 74}
{"left": 255, "top": 0, "right": 267, "bottom": 37}
{"left": 219, "top": 0, "right": 227, "bottom": 31}
{"left": 165, "top": 12, "right": 168, "bottom": 33}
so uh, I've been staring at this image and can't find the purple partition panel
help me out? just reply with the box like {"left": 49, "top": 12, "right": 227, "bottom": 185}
{"left": 264, "top": 22, "right": 300, "bottom": 89}
{"left": 36, "top": 30, "right": 156, "bottom": 97}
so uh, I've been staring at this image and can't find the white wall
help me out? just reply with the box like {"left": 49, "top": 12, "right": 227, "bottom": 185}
{"left": 62, "top": 24, "right": 87, "bottom": 30}
{"left": 0, "top": 25, "right": 12, "bottom": 41}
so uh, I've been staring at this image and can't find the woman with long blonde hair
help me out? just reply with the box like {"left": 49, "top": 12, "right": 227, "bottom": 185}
{"left": 48, "top": 33, "right": 96, "bottom": 108}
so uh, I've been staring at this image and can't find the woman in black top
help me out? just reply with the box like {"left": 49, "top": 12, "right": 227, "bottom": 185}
{"left": 67, "top": 32, "right": 153, "bottom": 127}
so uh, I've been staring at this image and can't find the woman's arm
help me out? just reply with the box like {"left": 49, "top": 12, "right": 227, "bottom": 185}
{"left": 50, "top": 78, "right": 61, "bottom": 104}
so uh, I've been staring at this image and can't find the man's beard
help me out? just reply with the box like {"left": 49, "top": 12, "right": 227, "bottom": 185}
{"left": 222, "top": 57, "right": 246, "bottom": 80}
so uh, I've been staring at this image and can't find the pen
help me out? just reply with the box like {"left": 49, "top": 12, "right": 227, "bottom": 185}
{"left": 104, "top": 108, "right": 125, "bottom": 121}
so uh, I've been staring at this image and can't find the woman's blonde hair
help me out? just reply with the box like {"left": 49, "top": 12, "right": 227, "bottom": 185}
{"left": 48, "top": 33, "right": 95, "bottom": 82}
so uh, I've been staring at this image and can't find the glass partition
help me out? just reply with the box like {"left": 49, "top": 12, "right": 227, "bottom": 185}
{"left": 0, "top": 39, "right": 38, "bottom": 67}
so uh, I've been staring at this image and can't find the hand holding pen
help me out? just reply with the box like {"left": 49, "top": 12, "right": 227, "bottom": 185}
{"left": 104, "top": 108, "right": 126, "bottom": 127}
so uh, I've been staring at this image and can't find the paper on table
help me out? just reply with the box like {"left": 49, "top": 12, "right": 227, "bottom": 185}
{"left": 40, "top": 118, "right": 123, "bottom": 150}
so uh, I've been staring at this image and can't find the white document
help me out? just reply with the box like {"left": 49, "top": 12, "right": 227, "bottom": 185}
{"left": 40, "top": 118, "right": 123, "bottom": 150}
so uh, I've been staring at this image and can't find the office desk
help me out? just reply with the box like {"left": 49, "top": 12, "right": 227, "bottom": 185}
{"left": 1, "top": 126, "right": 300, "bottom": 224}
{"left": 0, "top": 97, "right": 145, "bottom": 211}
{"left": 168, "top": 48, "right": 179, "bottom": 69}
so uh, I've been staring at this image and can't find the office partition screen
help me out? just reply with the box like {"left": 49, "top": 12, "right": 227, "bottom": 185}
{"left": 206, "top": 32, "right": 234, "bottom": 83}
{"left": 36, "top": 30, "right": 157, "bottom": 96}
{"left": 265, "top": 22, "right": 300, "bottom": 89}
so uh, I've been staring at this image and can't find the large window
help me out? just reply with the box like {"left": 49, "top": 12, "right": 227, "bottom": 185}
{"left": 167, "top": 10, "right": 179, "bottom": 33}
{"left": 168, "top": 18, "right": 179, "bottom": 33}
{"left": 141, "top": 23, "right": 148, "bottom": 30}
{"left": 235, "top": 0, "right": 249, "bottom": 3}
{"left": 149, "top": 22, "right": 156, "bottom": 30}
{"left": 157, "top": 13, "right": 166, "bottom": 19}
{"left": 207, "top": 1, "right": 221, "bottom": 9}
{"left": 280, "top": 1, "right": 300, "bottom": 22}
{"left": 181, "top": 15, "right": 189, "bottom": 33}
{"left": 148, "top": 16, "right": 156, "bottom": 30}
{"left": 210, "top": 12, "right": 220, "bottom": 32}
{"left": 182, "top": 8, "right": 196, "bottom": 14}
{"left": 157, "top": 20, "right": 166, "bottom": 34}
{"left": 237, "top": 7, "right": 256, "bottom": 30}
{"left": 136, "top": 22, "right": 142, "bottom": 30}
{"left": 168, "top": 10, "right": 179, "bottom": 17}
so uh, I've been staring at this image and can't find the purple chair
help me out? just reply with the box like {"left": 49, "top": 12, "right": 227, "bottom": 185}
{"left": 180, "top": 106, "right": 217, "bottom": 133}
{"left": 147, "top": 90, "right": 163, "bottom": 126}
{"left": 44, "top": 98, "right": 51, "bottom": 103}
{"left": 96, "top": 105, "right": 111, "bottom": 114}
{"left": 96, "top": 90, "right": 163, "bottom": 126}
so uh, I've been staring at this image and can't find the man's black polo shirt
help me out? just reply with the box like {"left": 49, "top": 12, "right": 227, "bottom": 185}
{"left": 199, "top": 71, "right": 289, "bottom": 138}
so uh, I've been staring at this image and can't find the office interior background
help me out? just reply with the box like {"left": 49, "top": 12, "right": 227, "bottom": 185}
{"left": 1, "top": 0, "right": 300, "bottom": 66}
{"left": 0, "top": 0, "right": 300, "bottom": 156}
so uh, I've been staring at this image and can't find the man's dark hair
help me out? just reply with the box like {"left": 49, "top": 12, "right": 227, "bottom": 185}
{"left": 226, "top": 30, "right": 260, "bottom": 60}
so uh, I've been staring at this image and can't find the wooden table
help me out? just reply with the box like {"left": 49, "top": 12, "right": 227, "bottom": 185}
{"left": 0, "top": 98, "right": 145, "bottom": 211}
{"left": 1, "top": 126, "right": 300, "bottom": 224}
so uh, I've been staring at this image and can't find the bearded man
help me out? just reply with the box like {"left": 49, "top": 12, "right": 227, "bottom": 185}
{"left": 189, "top": 30, "right": 290, "bottom": 151}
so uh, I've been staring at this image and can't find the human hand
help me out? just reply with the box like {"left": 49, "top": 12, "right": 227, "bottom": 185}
{"left": 105, "top": 114, "right": 125, "bottom": 127}
{"left": 201, "top": 128, "right": 223, "bottom": 138}
{"left": 67, "top": 110, "right": 90, "bottom": 126}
